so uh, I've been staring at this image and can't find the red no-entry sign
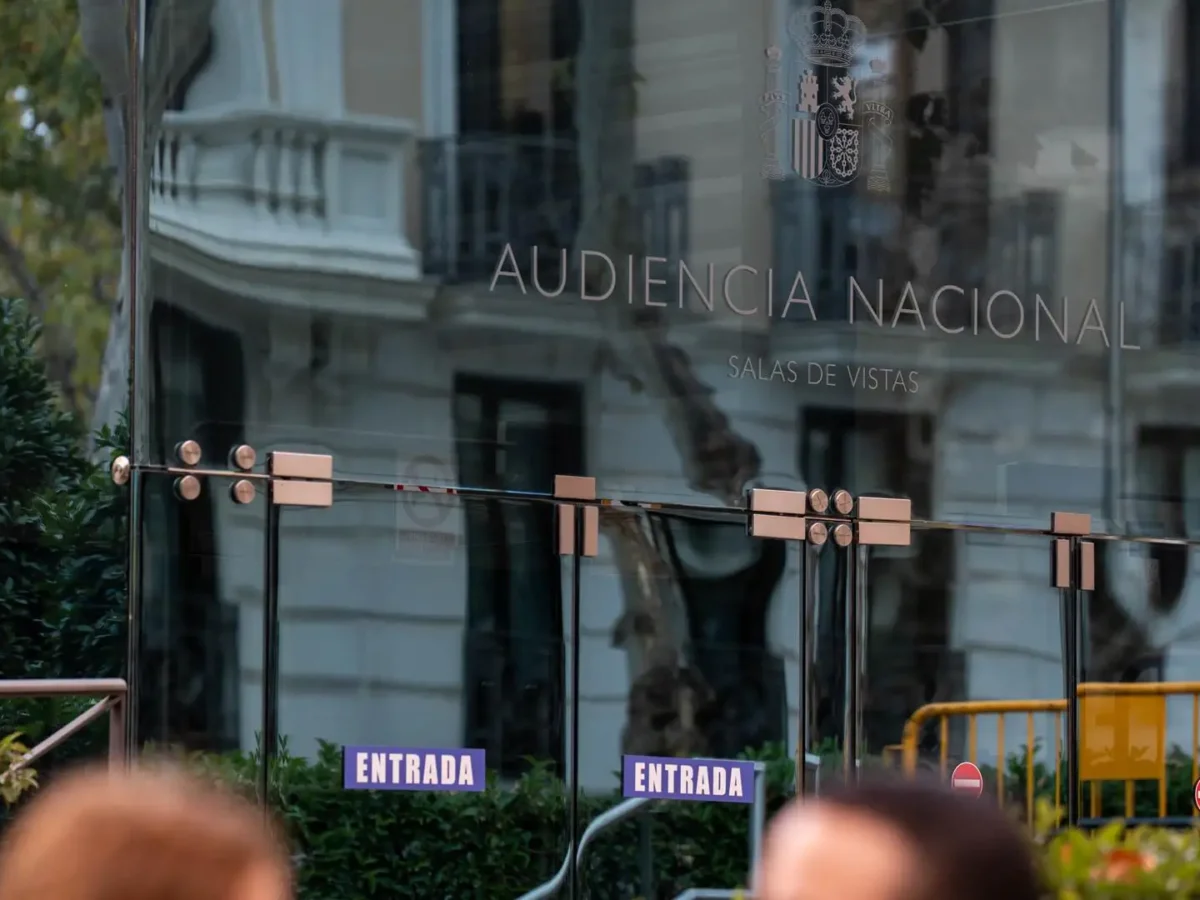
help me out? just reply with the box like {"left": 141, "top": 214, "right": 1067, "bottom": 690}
{"left": 1193, "top": 777, "right": 1200, "bottom": 811}
{"left": 950, "top": 761, "right": 983, "bottom": 798}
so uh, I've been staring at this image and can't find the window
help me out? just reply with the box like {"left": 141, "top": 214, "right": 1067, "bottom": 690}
{"left": 453, "top": 376, "right": 583, "bottom": 777}
{"left": 1184, "top": 2, "right": 1200, "bottom": 165}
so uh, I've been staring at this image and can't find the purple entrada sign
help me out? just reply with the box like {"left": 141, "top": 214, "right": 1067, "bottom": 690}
{"left": 622, "top": 755, "right": 755, "bottom": 804}
{"left": 343, "top": 746, "right": 485, "bottom": 792}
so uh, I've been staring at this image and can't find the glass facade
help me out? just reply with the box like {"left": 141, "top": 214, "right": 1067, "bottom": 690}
{"left": 21, "top": 0, "right": 1200, "bottom": 894}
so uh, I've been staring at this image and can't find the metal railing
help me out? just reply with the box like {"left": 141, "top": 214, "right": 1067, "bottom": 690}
{"left": 419, "top": 134, "right": 690, "bottom": 284}
{"left": 0, "top": 679, "right": 128, "bottom": 784}
{"left": 769, "top": 183, "right": 1061, "bottom": 330}
{"left": 516, "top": 761, "right": 767, "bottom": 900}
{"left": 898, "top": 681, "right": 1200, "bottom": 826}
{"left": 515, "top": 797, "right": 653, "bottom": 900}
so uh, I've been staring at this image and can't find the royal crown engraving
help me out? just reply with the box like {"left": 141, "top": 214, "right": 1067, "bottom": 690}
{"left": 788, "top": 0, "right": 867, "bottom": 67}
{"left": 761, "top": 1, "right": 893, "bottom": 191}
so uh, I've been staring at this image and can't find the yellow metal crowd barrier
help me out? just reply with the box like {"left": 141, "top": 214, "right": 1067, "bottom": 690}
{"left": 897, "top": 682, "right": 1200, "bottom": 825}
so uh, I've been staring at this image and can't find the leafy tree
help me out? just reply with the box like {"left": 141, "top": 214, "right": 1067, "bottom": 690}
{"left": 0, "top": 298, "right": 126, "bottom": 774}
{"left": 0, "top": 0, "right": 121, "bottom": 416}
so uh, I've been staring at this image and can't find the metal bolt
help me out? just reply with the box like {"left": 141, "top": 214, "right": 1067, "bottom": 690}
{"left": 833, "top": 522, "right": 853, "bottom": 547}
{"left": 111, "top": 456, "right": 131, "bottom": 486}
{"left": 174, "top": 474, "right": 202, "bottom": 502}
{"left": 808, "top": 521, "right": 828, "bottom": 546}
{"left": 230, "top": 479, "right": 256, "bottom": 505}
{"left": 833, "top": 489, "right": 854, "bottom": 516}
{"left": 230, "top": 444, "right": 257, "bottom": 471}
{"left": 808, "top": 488, "right": 829, "bottom": 514}
{"left": 176, "top": 440, "right": 202, "bottom": 467}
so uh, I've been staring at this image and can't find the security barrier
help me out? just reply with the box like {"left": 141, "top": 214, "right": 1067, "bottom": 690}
{"left": 898, "top": 682, "right": 1200, "bottom": 826}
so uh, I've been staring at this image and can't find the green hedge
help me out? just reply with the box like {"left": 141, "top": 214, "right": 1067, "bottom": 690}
{"left": 192, "top": 741, "right": 795, "bottom": 900}
{"left": 179, "top": 740, "right": 1200, "bottom": 900}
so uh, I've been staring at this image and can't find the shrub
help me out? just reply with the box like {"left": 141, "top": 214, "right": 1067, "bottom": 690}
{"left": 0, "top": 298, "right": 126, "bottom": 786}
{"left": 172, "top": 740, "right": 1200, "bottom": 900}
{"left": 187, "top": 741, "right": 792, "bottom": 900}
{"left": 1039, "top": 809, "right": 1200, "bottom": 896}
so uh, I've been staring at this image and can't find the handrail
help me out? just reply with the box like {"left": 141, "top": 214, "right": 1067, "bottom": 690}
{"left": 516, "top": 762, "right": 769, "bottom": 900}
{"left": 0, "top": 678, "right": 128, "bottom": 782}
{"left": 514, "top": 797, "right": 654, "bottom": 900}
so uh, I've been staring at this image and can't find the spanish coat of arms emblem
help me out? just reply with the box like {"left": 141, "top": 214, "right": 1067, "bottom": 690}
{"left": 761, "top": 1, "right": 893, "bottom": 190}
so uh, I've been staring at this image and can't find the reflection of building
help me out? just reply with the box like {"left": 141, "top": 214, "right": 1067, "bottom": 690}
{"left": 135, "top": 0, "right": 1200, "bottom": 789}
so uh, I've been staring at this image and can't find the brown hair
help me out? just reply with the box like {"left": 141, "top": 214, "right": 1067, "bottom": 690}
{"left": 820, "top": 777, "right": 1043, "bottom": 900}
{"left": 0, "top": 765, "right": 291, "bottom": 900}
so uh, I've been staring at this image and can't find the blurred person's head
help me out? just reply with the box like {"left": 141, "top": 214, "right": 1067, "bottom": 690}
{"left": 0, "top": 765, "right": 290, "bottom": 900}
{"left": 759, "top": 777, "right": 1041, "bottom": 900}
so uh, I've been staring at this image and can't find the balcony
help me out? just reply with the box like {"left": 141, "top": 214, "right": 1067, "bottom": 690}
{"left": 148, "top": 107, "right": 421, "bottom": 283}
{"left": 420, "top": 134, "right": 690, "bottom": 284}
{"left": 770, "top": 180, "right": 1062, "bottom": 340}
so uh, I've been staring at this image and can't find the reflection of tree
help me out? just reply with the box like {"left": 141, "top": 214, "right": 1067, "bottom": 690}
{"left": 573, "top": 0, "right": 777, "bottom": 758}
{"left": 80, "top": 0, "right": 216, "bottom": 436}
{"left": 0, "top": 0, "right": 122, "bottom": 416}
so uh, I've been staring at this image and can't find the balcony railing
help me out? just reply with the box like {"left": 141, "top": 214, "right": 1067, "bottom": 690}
{"left": 771, "top": 179, "right": 1062, "bottom": 333}
{"left": 420, "top": 134, "right": 690, "bottom": 284}
{"left": 149, "top": 108, "right": 420, "bottom": 281}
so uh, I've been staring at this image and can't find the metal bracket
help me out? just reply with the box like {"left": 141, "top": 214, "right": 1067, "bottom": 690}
{"left": 857, "top": 496, "right": 912, "bottom": 547}
{"left": 1050, "top": 512, "right": 1094, "bottom": 589}
{"left": 748, "top": 488, "right": 806, "bottom": 540}
{"left": 555, "top": 475, "right": 598, "bottom": 557}
{"left": 747, "top": 489, "right": 912, "bottom": 547}
{"left": 269, "top": 452, "right": 334, "bottom": 508}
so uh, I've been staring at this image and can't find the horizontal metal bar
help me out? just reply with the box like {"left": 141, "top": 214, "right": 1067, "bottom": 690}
{"left": 166, "top": 466, "right": 269, "bottom": 482}
{"left": 1074, "top": 817, "right": 1199, "bottom": 831}
{"left": 0, "top": 679, "right": 127, "bottom": 698}
{"left": 1077, "top": 681, "right": 1200, "bottom": 696}
{"left": 907, "top": 698, "right": 1066, "bottom": 728}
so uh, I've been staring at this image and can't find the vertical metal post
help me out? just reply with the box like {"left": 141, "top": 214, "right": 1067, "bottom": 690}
{"left": 1104, "top": 0, "right": 1126, "bottom": 536}
{"left": 261, "top": 496, "right": 281, "bottom": 804}
{"left": 124, "top": 0, "right": 144, "bottom": 447}
{"left": 123, "top": 467, "right": 143, "bottom": 759}
{"left": 854, "top": 544, "right": 869, "bottom": 771}
{"left": 567, "top": 519, "right": 582, "bottom": 899}
{"left": 108, "top": 695, "right": 128, "bottom": 767}
{"left": 637, "top": 814, "right": 653, "bottom": 900}
{"left": 554, "top": 475, "right": 595, "bottom": 899}
{"left": 257, "top": 450, "right": 332, "bottom": 804}
{"left": 1060, "top": 570, "right": 1080, "bottom": 827}
{"left": 797, "top": 541, "right": 820, "bottom": 797}
{"left": 843, "top": 543, "right": 859, "bottom": 783}
{"left": 1050, "top": 512, "right": 1093, "bottom": 827}
{"left": 748, "top": 763, "right": 767, "bottom": 893}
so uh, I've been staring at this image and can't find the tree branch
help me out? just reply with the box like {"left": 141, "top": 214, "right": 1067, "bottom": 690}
{"left": 0, "top": 223, "right": 45, "bottom": 317}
